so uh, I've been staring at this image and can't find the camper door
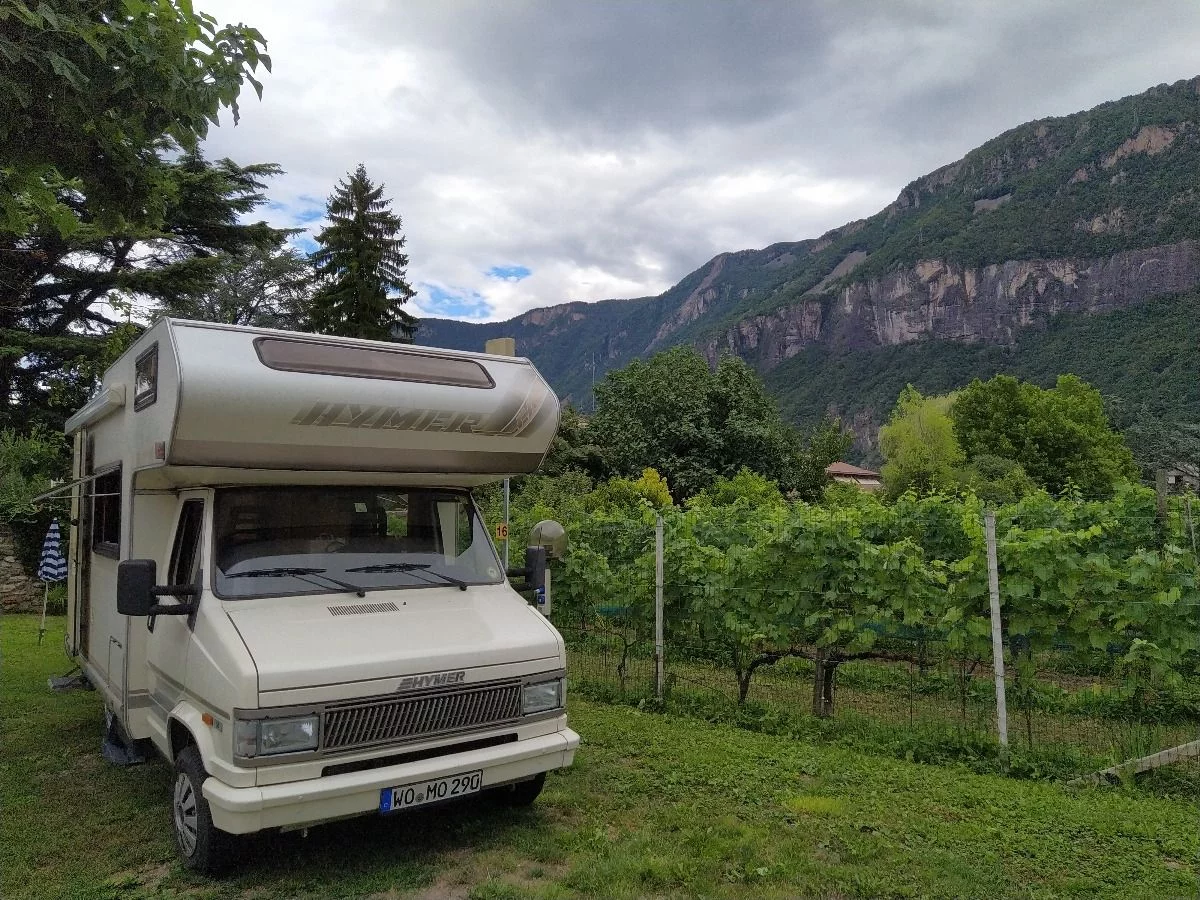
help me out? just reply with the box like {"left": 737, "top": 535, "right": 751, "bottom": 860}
{"left": 146, "top": 493, "right": 207, "bottom": 713}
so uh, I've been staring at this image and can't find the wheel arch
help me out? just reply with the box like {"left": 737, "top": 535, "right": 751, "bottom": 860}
{"left": 167, "top": 703, "right": 220, "bottom": 768}
{"left": 168, "top": 717, "right": 196, "bottom": 760}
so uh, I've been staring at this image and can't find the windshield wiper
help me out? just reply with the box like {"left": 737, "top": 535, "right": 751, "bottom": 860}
{"left": 344, "top": 562, "right": 468, "bottom": 591}
{"left": 344, "top": 562, "right": 429, "bottom": 574}
{"left": 224, "top": 566, "right": 366, "bottom": 598}
{"left": 225, "top": 567, "right": 325, "bottom": 578}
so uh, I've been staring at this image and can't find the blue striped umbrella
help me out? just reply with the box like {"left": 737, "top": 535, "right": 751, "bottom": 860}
{"left": 38, "top": 519, "right": 66, "bottom": 644}
{"left": 38, "top": 519, "right": 66, "bottom": 582}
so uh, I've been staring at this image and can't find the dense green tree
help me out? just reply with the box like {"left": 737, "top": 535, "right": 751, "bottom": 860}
{"left": 878, "top": 385, "right": 963, "bottom": 498}
{"left": 309, "top": 164, "right": 417, "bottom": 341}
{"left": 687, "top": 467, "right": 785, "bottom": 510}
{"left": 538, "top": 404, "right": 610, "bottom": 479}
{"left": 792, "top": 417, "right": 855, "bottom": 502}
{"left": 589, "top": 347, "right": 720, "bottom": 497}
{"left": 959, "top": 454, "right": 1039, "bottom": 506}
{"left": 588, "top": 468, "right": 674, "bottom": 514}
{"left": 0, "top": 0, "right": 270, "bottom": 235}
{"left": 161, "top": 237, "right": 315, "bottom": 329}
{"left": 767, "top": 288, "right": 1200, "bottom": 453}
{"left": 0, "top": 426, "right": 70, "bottom": 570}
{"left": 952, "top": 374, "right": 1136, "bottom": 497}
{"left": 1108, "top": 400, "right": 1200, "bottom": 481}
{"left": 0, "top": 152, "right": 286, "bottom": 431}
{"left": 588, "top": 347, "right": 804, "bottom": 499}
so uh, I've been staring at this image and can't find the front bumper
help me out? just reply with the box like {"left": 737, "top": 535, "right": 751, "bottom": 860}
{"left": 203, "top": 728, "right": 580, "bottom": 834}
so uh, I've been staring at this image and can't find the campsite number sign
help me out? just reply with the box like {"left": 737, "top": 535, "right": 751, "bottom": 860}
{"left": 495, "top": 522, "right": 509, "bottom": 541}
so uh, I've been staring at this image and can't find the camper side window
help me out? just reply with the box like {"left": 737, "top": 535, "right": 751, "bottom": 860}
{"left": 255, "top": 337, "right": 495, "bottom": 388}
{"left": 134, "top": 344, "right": 158, "bottom": 410}
{"left": 169, "top": 500, "right": 205, "bottom": 592}
{"left": 92, "top": 467, "right": 121, "bottom": 558}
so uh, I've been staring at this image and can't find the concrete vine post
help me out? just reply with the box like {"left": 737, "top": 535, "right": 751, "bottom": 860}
{"left": 985, "top": 511, "right": 1009, "bottom": 751}
{"left": 654, "top": 514, "right": 664, "bottom": 701}
{"left": 1186, "top": 496, "right": 1196, "bottom": 556}
{"left": 811, "top": 649, "right": 835, "bottom": 718}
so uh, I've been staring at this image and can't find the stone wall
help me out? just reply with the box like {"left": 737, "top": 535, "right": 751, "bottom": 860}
{"left": 0, "top": 524, "right": 41, "bottom": 613}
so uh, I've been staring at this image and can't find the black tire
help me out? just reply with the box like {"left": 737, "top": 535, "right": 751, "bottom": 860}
{"left": 498, "top": 772, "right": 546, "bottom": 807}
{"left": 172, "top": 745, "right": 238, "bottom": 876}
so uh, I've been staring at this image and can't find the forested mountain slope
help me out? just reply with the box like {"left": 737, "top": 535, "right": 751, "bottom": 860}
{"left": 767, "top": 287, "right": 1200, "bottom": 457}
{"left": 419, "top": 76, "right": 1200, "bottom": 439}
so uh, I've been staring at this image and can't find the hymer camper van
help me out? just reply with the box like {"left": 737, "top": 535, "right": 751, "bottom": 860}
{"left": 61, "top": 319, "right": 579, "bottom": 874}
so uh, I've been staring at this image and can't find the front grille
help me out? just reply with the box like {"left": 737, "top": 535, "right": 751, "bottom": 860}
{"left": 322, "top": 734, "right": 517, "bottom": 777}
{"left": 322, "top": 680, "right": 522, "bottom": 751}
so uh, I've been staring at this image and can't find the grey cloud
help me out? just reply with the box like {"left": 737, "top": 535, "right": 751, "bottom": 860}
{"left": 353, "top": 1, "right": 835, "bottom": 133}
{"left": 347, "top": 0, "right": 1200, "bottom": 191}
{"left": 200, "top": 0, "right": 1200, "bottom": 321}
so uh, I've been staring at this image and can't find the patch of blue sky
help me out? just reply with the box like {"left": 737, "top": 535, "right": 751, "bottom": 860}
{"left": 266, "top": 198, "right": 324, "bottom": 225}
{"left": 294, "top": 206, "right": 325, "bottom": 224}
{"left": 419, "top": 283, "right": 493, "bottom": 319}
{"left": 290, "top": 234, "right": 319, "bottom": 254}
{"left": 486, "top": 264, "right": 532, "bottom": 281}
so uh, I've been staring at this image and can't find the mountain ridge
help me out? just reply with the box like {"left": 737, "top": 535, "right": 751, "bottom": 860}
{"left": 418, "top": 76, "right": 1200, "bottom": 443}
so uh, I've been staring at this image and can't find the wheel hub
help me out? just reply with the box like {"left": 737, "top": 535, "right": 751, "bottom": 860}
{"left": 173, "top": 772, "right": 199, "bottom": 856}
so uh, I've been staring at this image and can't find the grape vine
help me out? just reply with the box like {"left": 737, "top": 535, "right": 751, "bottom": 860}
{"left": 535, "top": 486, "right": 1200, "bottom": 717}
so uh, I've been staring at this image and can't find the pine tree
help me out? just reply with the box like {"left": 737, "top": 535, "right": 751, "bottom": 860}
{"left": 163, "top": 238, "right": 316, "bottom": 330}
{"left": 308, "top": 164, "right": 417, "bottom": 341}
{"left": 0, "top": 150, "right": 286, "bottom": 432}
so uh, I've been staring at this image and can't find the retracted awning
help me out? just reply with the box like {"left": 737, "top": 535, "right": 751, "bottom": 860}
{"left": 30, "top": 472, "right": 105, "bottom": 505}
{"left": 63, "top": 385, "right": 125, "bottom": 434}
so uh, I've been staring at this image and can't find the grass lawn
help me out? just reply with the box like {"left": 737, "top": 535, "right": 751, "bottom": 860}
{"left": 2, "top": 614, "right": 1197, "bottom": 899}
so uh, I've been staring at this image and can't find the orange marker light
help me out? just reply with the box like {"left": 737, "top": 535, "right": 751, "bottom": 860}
{"left": 202, "top": 713, "right": 214, "bottom": 727}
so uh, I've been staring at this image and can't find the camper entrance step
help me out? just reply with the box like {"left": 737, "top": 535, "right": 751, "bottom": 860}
{"left": 48, "top": 670, "right": 92, "bottom": 693}
{"left": 102, "top": 710, "right": 148, "bottom": 767}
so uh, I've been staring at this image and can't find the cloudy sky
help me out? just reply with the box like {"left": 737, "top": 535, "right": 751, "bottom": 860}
{"left": 200, "top": 0, "right": 1200, "bottom": 323}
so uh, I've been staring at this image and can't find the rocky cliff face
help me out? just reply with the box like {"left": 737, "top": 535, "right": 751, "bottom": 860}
{"left": 652, "top": 253, "right": 728, "bottom": 344}
{"left": 702, "top": 240, "right": 1200, "bottom": 369}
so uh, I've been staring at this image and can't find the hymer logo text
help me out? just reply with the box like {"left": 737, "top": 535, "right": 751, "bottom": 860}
{"left": 396, "top": 671, "right": 466, "bottom": 691}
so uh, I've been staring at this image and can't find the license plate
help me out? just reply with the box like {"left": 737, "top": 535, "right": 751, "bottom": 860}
{"left": 379, "top": 770, "right": 483, "bottom": 813}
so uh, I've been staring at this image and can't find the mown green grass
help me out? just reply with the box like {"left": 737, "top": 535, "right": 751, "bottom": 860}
{"left": 2, "top": 614, "right": 1197, "bottom": 899}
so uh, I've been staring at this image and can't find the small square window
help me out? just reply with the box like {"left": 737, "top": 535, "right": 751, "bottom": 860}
{"left": 134, "top": 345, "right": 158, "bottom": 411}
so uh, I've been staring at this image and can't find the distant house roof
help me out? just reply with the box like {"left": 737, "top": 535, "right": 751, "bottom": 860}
{"left": 825, "top": 461, "right": 880, "bottom": 478}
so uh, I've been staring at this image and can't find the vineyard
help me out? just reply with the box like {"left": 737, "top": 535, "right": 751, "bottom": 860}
{"left": 517, "top": 484, "right": 1200, "bottom": 784}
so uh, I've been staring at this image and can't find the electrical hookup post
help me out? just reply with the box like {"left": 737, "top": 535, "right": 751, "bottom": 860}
{"left": 532, "top": 520, "right": 568, "bottom": 619}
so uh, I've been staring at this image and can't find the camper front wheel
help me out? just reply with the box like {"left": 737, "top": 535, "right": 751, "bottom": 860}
{"left": 173, "top": 746, "right": 237, "bottom": 875}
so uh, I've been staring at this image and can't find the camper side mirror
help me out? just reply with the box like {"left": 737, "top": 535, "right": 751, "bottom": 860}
{"left": 117, "top": 559, "right": 157, "bottom": 617}
{"left": 525, "top": 546, "right": 547, "bottom": 591}
{"left": 117, "top": 559, "right": 200, "bottom": 618}
{"left": 506, "top": 546, "right": 546, "bottom": 591}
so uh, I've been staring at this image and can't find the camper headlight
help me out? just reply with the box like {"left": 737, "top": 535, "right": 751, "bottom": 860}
{"left": 234, "top": 715, "right": 319, "bottom": 759}
{"left": 522, "top": 678, "right": 564, "bottom": 715}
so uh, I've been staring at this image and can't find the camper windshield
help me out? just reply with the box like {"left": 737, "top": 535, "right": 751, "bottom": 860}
{"left": 213, "top": 487, "right": 502, "bottom": 599}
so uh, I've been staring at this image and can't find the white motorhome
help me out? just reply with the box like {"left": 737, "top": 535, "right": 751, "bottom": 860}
{"left": 61, "top": 319, "right": 579, "bottom": 874}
